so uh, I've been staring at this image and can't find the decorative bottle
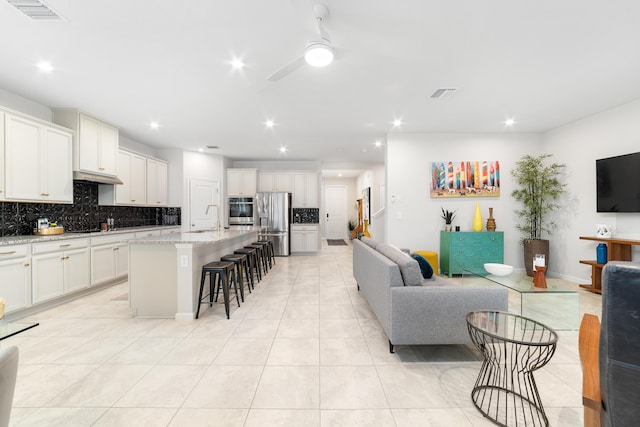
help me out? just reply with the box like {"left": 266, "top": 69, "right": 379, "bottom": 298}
{"left": 596, "top": 243, "right": 608, "bottom": 265}
{"left": 473, "top": 202, "right": 483, "bottom": 232}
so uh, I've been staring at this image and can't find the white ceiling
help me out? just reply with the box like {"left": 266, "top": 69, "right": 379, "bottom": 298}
{"left": 2, "top": 0, "right": 640, "bottom": 164}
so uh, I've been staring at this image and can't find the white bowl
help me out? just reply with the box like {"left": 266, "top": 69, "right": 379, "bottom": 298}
{"left": 484, "top": 263, "right": 514, "bottom": 276}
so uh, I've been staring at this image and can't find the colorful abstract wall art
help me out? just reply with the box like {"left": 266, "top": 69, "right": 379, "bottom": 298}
{"left": 430, "top": 161, "right": 501, "bottom": 198}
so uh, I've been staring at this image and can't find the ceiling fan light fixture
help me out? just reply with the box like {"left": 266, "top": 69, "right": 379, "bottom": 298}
{"left": 304, "top": 41, "right": 334, "bottom": 67}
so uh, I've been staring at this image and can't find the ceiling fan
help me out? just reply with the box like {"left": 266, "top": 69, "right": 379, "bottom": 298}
{"left": 266, "top": 3, "right": 335, "bottom": 82}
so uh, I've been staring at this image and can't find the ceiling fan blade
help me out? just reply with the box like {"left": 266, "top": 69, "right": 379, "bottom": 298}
{"left": 266, "top": 55, "right": 306, "bottom": 82}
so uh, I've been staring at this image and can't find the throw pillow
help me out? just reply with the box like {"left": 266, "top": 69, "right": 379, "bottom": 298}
{"left": 377, "top": 243, "right": 423, "bottom": 286}
{"left": 411, "top": 253, "right": 434, "bottom": 279}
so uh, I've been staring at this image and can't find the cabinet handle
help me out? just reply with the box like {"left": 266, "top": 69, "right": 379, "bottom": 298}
{"left": 113, "top": 247, "right": 119, "bottom": 251}
{"left": 41, "top": 193, "right": 50, "bottom": 197}
{"left": 131, "top": 199, "right": 136, "bottom": 202}
{"left": 0, "top": 250, "right": 16, "bottom": 255}
{"left": 59, "top": 244, "right": 71, "bottom": 248}
{"left": 24, "top": 263, "right": 30, "bottom": 267}
{"left": 99, "top": 167, "right": 105, "bottom": 171}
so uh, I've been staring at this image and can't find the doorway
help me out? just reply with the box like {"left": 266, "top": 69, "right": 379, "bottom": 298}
{"left": 324, "top": 185, "right": 347, "bottom": 240}
{"left": 189, "top": 179, "right": 220, "bottom": 231}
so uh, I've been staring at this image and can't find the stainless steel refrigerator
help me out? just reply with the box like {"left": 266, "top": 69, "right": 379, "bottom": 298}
{"left": 256, "top": 192, "right": 292, "bottom": 256}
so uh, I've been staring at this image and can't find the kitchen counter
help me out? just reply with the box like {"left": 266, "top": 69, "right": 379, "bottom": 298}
{"left": 0, "top": 225, "right": 180, "bottom": 246}
{"left": 128, "top": 227, "right": 258, "bottom": 320}
{"left": 128, "top": 227, "right": 257, "bottom": 245}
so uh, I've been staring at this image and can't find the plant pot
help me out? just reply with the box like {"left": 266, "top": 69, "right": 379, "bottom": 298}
{"left": 523, "top": 239, "right": 549, "bottom": 277}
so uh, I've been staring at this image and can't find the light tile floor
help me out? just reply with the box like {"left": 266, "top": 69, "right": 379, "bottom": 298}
{"left": 5, "top": 241, "right": 600, "bottom": 426}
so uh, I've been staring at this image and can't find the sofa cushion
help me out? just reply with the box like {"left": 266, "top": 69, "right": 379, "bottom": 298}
{"left": 360, "top": 236, "right": 380, "bottom": 249}
{"left": 410, "top": 253, "right": 434, "bottom": 279}
{"left": 377, "top": 243, "right": 423, "bottom": 286}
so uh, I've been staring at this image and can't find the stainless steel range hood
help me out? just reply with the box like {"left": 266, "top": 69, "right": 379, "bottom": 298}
{"left": 73, "top": 171, "right": 123, "bottom": 185}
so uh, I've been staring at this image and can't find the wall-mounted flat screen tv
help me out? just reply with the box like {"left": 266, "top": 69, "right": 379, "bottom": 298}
{"left": 596, "top": 151, "right": 640, "bottom": 212}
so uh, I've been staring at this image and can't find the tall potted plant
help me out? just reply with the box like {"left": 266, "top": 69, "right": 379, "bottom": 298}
{"left": 511, "top": 154, "right": 566, "bottom": 276}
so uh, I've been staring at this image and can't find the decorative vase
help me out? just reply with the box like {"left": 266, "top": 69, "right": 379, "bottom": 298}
{"left": 444, "top": 224, "right": 452, "bottom": 232}
{"left": 486, "top": 207, "right": 496, "bottom": 231}
{"left": 473, "top": 202, "right": 483, "bottom": 232}
{"left": 363, "top": 219, "right": 371, "bottom": 237}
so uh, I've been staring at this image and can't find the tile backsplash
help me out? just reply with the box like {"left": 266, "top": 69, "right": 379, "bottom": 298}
{"left": 292, "top": 208, "right": 319, "bottom": 223}
{"left": 0, "top": 181, "right": 181, "bottom": 236}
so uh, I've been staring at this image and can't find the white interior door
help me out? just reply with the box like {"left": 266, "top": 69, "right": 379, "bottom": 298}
{"left": 189, "top": 179, "right": 220, "bottom": 231}
{"left": 324, "top": 185, "right": 347, "bottom": 240}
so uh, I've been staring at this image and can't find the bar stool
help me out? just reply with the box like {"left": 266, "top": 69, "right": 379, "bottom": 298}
{"left": 234, "top": 247, "right": 261, "bottom": 283}
{"left": 196, "top": 261, "right": 239, "bottom": 319}
{"left": 265, "top": 240, "right": 276, "bottom": 266}
{"left": 245, "top": 244, "right": 267, "bottom": 276}
{"left": 221, "top": 253, "right": 251, "bottom": 301}
{"left": 251, "top": 241, "right": 272, "bottom": 271}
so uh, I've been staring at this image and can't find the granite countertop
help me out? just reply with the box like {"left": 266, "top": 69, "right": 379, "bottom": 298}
{"left": 0, "top": 225, "right": 181, "bottom": 246}
{"left": 128, "top": 227, "right": 258, "bottom": 245}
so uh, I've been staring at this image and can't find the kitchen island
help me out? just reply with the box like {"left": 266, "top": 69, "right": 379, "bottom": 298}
{"left": 128, "top": 228, "right": 258, "bottom": 319}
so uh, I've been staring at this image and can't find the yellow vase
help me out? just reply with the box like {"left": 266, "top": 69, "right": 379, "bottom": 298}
{"left": 363, "top": 219, "right": 371, "bottom": 237}
{"left": 473, "top": 202, "right": 483, "bottom": 232}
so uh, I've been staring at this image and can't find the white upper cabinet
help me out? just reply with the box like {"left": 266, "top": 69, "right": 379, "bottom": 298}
{"left": 0, "top": 112, "right": 4, "bottom": 198}
{"left": 292, "top": 172, "right": 319, "bottom": 208}
{"left": 258, "top": 171, "right": 292, "bottom": 192}
{"left": 147, "top": 158, "right": 168, "bottom": 206}
{"left": 4, "top": 112, "right": 73, "bottom": 203}
{"left": 99, "top": 150, "right": 146, "bottom": 205}
{"left": 227, "top": 168, "right": 257, "bottom": 196}
{"left": 52, "top": 109, "right": 119, "bottom": 177}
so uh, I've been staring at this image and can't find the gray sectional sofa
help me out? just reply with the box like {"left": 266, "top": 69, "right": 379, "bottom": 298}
{"left": 353, "top": 237, "right": 508, "bottom": 352}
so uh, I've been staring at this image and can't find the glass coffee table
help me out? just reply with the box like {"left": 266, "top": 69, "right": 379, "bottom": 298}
{"left": 462, "top": 268, "right": 579, "bottom": 330}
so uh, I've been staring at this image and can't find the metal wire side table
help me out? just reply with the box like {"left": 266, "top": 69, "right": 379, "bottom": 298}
{"left": 466, "top": 311, "right": 558, "bottom": 427}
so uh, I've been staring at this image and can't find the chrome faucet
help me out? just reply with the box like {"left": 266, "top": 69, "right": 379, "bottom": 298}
{"left": 205, "top": 204, "right": 220, "bottom": 231}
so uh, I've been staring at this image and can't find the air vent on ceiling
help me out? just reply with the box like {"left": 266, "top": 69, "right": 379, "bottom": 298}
{"left": 206, "top": 145, "right": 219, "bottom": 149}
{"left": 430, "top": 88, "right": 457, "bottom": 99}
{"left": 6, "top": 0, "right": 65, "bottom": 21}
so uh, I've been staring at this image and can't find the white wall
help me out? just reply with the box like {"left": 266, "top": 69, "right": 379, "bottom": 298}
{"left": 119, "top": 135, "right": 158, "bottom": 157}
{"left": 542, "top": 98, "right": 640, "bottom": 281}
{"left": 0, "top": 87, "right": 51, "bottom": 121}
{"left": 233, "top": 160, "right": 321, "bottom": 171}
{"left": 386, "top": 133, "right": 542, "bottom": 269}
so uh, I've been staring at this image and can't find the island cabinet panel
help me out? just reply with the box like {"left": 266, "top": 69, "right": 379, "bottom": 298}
{"left": 440, "top": 231, "right": 504, "bottom": 277}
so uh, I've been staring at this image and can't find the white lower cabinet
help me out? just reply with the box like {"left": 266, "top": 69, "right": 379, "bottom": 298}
{"left": 0, "top": 245, "right": 31, "bottom": 313}
{"left": 291, "top": 224, "right": 319, "bottom": 253}
{"left": 32, "top": 239, "right": 90, "bottom": 304}
{"left": 90, "top": 233, "right": 134, "bottom": 285}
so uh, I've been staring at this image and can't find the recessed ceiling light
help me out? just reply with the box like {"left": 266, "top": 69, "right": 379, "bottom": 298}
{"left": 198, "top": 148, "right": 204, "bottom": 152}
{"left": 392, "top": 119, "right": 403, "bottom": 128}
{"left": 265, "top": 120, "right": 275, "bottom": 129}
{"left": 36, "top": 61, "right": 54, "bottom": 73}
{"left": 149, "top": 121, "right": 159, "bottom": 129}
{"left": 230, "top": 57, "right": 245, "bottom": 70}
{"left": 279, "top": 146, "right": 287, "bottom": 153}
{"left": 374, "top": 140, "right": 382, "bottom": 147}
{"left": 504, "top": 118, "right": 516, "bottom": 127}
{"left": 338, "top": 173, "right": 343, "bottom": 177}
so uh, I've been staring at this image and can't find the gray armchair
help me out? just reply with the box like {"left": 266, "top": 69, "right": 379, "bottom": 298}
{"left": 580, "top": 261, "right": 640, "bottom": 427}
{"left": 0, "top": 346, "right": 19, "bottom": 427}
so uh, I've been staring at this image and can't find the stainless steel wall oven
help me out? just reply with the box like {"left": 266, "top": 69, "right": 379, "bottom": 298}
{"left": 228, "top": 197, "right": 254, "bottom": 225}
